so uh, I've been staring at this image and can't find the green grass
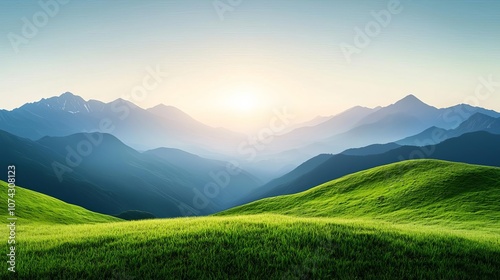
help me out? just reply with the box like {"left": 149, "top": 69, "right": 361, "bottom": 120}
{"left": 0, "top": 181, "right": 120, "bottom": 225}
{"left": 1, "top": 160, "right": 499, "bottom": 279}
{"left": 220, "top": 160, "right": 500, "bottom": 232}
{"left": 9, "top": 215, "right": 500, "bottom": 279}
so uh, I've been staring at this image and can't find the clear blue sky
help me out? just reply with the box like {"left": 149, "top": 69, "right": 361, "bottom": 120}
{"left": 1, "top": 0, "right": 500, "bottom": 131}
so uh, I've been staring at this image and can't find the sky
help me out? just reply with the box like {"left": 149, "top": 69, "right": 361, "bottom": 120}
{"left": 1, "top": 0, "right": 500, "bottom": 132}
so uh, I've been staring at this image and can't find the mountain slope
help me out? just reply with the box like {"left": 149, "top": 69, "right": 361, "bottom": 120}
{"left": 238, "top": 154, "right": 332, "bottom": 205}
{"left": 355, "top": 94, "right": 440, "bottom": 126}
{"left": 398, "top": 113, "right": 500, "bottom": 146}
{"left": 396, "top": 126, "right": 448, "bottom": 146}
{"left": 310, "top": 95, "right": 444, "bottom": 153}
{"left": 355, "top": 95, "right": 500, "bottom": 129}
{"left": 144, "top": 147, "right": 261, "bottom": 204}
{"left": 246, "top": 106, "right": 379, "bottom": 173}
{"left": 283, "top": 95, "right": 500, "bottom": 157}
{"left": 0, "top": 181, "right": 120, "bottom": 224}
{"left": 266, "top": 106, "right": 378, "bottom": 151}
{"left": 341, "top": 142, "right": 401, "bottom": 156}
{"left": 222, "top": 160, "right": 500, "bottom": 228}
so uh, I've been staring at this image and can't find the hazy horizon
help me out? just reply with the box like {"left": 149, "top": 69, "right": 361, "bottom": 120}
{"left": 2, "top": 0, "right": 500, "bottom": 132}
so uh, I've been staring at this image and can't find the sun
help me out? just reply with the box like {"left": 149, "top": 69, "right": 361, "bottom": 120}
{"left": 228, "top": 91, "right": 259, "bottom": 112}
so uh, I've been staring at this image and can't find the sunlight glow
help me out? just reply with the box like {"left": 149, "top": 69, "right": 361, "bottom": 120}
{"left": 228, "top": 91, "right": 259, "bottom": 112}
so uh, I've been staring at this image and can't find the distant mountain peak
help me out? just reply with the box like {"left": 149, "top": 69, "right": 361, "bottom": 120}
{"left": 147, "top": 104, "right": 197, "bottom": 122}
{"left": 150, "top": 103, "right": 179, "bottom": 111}
{"left": 22, "top": 92, "right": 91, "bottom": 113}
{"left": 395, "top": 94, "right": 423, "bottom": 104}
{"left": 60, "top": 92, "right": 77, "bottom": 98}
{"left": 347, "top": 105, "right": 372, "bottom": 111}
{"left": 389, "top": 94, "right": 435, "bottom": 111}
{"left": 110, "top": 98, "right": 142, "bottom": 110}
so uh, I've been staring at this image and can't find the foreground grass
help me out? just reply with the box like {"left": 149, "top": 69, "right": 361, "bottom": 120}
{"left": 5, "top": 215, "right": 500, "bottom": 279}
{"left": 1, "top": 160, "right": 499, "bottom": 279}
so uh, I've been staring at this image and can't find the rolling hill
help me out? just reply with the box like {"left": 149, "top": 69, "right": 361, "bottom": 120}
{"left": 245, "top": 131, "right": 500, "bottom": 202}
{"left": 2, "top": 160, "right": 499, "bottom": 279}
{"left": 222, "top": 160, "right": 500, "bottom": 228}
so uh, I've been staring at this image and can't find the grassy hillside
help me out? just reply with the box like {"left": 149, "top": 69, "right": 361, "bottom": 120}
{"left": 221, "top": 160, "right": 500, "bottom": 230}
{"left": 0, "top": 181, "right": 120, "bottom": 224}
{"left": 1, "top": 160, "right": 500, "bottom": 279}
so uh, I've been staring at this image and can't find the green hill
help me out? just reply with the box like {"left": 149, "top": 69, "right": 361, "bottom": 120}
{"left": 0, "top": 181, "right": 121, "bottom": 224}
{"left": 220, "top": 160, "right": 500, "bottom": 230}
{"left": 245, "top": 131, "right": 500, "bottom": 203}
{"left": 2, "top": 160, "right": 500, "bottom": 279}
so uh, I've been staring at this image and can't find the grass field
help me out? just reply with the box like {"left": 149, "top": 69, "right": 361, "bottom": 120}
{"left": 1, "top": 160, "right": 499, "bottom": 279}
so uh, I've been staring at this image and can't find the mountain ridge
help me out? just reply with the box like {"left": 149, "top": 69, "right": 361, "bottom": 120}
{"left": 0, "top": 92, "right": 247, "bottom": 161}
{"left": 397, "top": 112, "right": 500, "bottom": 146}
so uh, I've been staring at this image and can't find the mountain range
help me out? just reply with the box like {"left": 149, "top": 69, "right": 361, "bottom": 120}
{"left": 3, "top": 92, "right": 500, "bottom": 218}
{"left": 301, "top": 95, "right": 500, "bottom": 153}
{"left": 3, "top": 93, "right": 500, "bottom": 178}
{"left": 256, "top": 94, "right": 500, "bottom": 167}
{"left": 0, "top": 92, "right": 244, "bottom": 159}
{"left": 0, "top": 129, "right": 259, "bottom": 217}
{"left": 397, "top": 112, "right": 500, "bottom": 146}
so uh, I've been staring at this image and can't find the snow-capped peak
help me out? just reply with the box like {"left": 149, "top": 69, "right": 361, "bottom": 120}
{"left": 22, "top": 92, "right": 92, "bottom": 114}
